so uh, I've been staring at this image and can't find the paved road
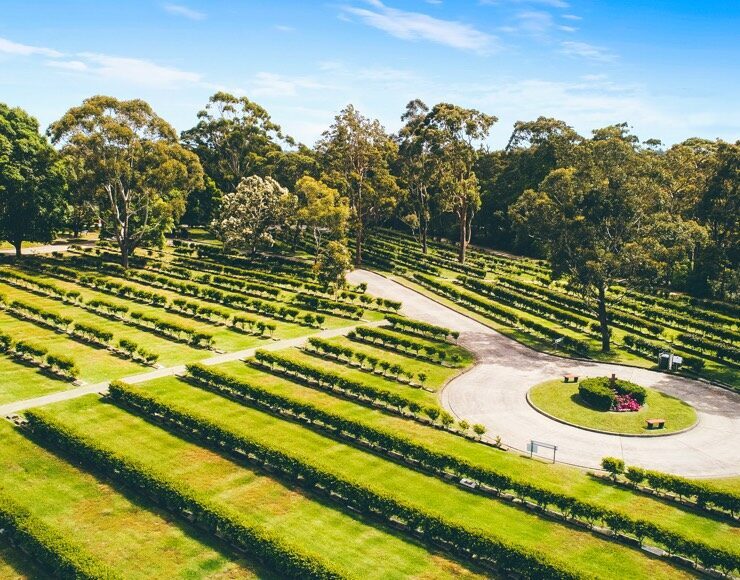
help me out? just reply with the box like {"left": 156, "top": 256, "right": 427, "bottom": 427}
{"left": 0, "top": 241, "right": 95, "bottom": 256}
{"left": 0, "top": 322, "right": 375, "bottom": 416}
{"left": 347, "top": 269, "right": 740, "bottom": 477}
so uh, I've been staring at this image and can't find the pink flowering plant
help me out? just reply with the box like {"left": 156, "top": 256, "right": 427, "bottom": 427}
{"left": 611, "top": 393, "right": 641, "bottom": 412}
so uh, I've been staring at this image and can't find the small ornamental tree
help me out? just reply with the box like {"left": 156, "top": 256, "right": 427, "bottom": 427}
{"left": 473, "top": 423, "right": 487, "bottom": 438}
{"left": 213, "top": 175, "right": 296, "bottom": 255}
{"left": 601, "top": 456, "right": 625, "bottom": 480}
{"left": 424, "top": 406, "right": 440, "bottom": 423}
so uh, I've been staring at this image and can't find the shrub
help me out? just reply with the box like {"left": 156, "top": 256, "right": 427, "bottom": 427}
{"left": 578, "top": 379, "right": 616, "bottom": 411}
{"left": 601, "top": 457, "right": 625, "bottom": 479}
{"left": 0, "top": 492, "right": 121, "bottom": 579}
{"left": 46, "top": 353, "right": 79, "bottom": 379}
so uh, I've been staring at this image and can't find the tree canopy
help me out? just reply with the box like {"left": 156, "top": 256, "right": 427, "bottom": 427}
{"left": 49, "top": 95, "right": 204, "bottom": 268}
{"left": 0, "top": 103, "right": 67, "bottom": 256}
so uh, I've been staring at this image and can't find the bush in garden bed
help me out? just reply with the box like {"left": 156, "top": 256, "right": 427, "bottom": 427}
{"left": 578, "top": 377, "right": 646, "bottom": 412}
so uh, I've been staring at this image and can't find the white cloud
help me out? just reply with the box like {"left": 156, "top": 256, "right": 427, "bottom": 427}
{"left": 78, "top": 53, "right": 202, "bottom": 86}
{"left": 275, "top": 25, "right": 295, "bottom": 32}
{"left": 45, "top": 59, "right": 87, "bottom": 71}
{"left": 163, "top": 3, "right": 205, "bottom": 21}
{"left": 560, "top": 41, "right": 616, "bottom": 62}
{"left": 562, "top": 13, "right": 582, "bottom": 20}
{"left": 558, "top": 25, "right": 577, "bottom": 32}
{"left": 513, "top": 10, "right": 553, "bottom": 35}
{"left": 342, "top": 0, "right": 496, "bottom": 53}
{"left": 0, "top": 37, "right": 62, "bottom": 58}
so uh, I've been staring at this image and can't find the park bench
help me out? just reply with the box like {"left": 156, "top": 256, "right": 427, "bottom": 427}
{"left": 563, "top": 373, "right": 579, "bottom": 383}
{"left": 646, "top": 418, "right": 666, "bottom": 430}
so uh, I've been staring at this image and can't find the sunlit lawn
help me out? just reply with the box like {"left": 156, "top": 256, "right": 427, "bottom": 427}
{"left": 117, "top": 376, "right": 695, "bottom": 580}
{"left": 212, "top": 359, "right": 740, "bottom": 552}
{"left": 0, "top": 421, "right": 256, "bottom": 579}
{"left": 41, "top": 395, "right": 483, "bottom": 580}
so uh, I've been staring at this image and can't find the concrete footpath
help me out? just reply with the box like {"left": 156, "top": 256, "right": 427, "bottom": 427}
{"left": 0, "top": 322, "right": 377, "bottom": 416}
{"left": 347, "top": 269, "right": 740, "bottom": 477}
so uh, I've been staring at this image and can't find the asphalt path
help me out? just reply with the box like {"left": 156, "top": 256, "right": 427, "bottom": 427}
{"left": 347, "top": 269, "right": 740, "bottom": 477}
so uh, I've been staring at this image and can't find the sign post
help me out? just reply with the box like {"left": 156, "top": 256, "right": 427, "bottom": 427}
{"left": 527, "top": 440, "right": 558, "bottom": 463}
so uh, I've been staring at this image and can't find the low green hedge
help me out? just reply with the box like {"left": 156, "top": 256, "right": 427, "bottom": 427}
{"left": 24, "top": 409, "right": 347, "bottom": 580}
{"left": 578, "top": 377, "right": 646, "bottom": 411}
{"left": 0, "top": 491, "right": 121, "bottom": 579}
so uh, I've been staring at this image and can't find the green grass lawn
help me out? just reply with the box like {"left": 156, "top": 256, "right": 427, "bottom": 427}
{"left": 211, "top": 359, "right": 740, "bottom": 552}
{"left": 0, "top": 311, "right": 143, "bottom": 384}
{"left": 264, "top": 347, "right": 440, "bottom": 407}
{"left": 40, "top": 395, "right": 484, "bottom": 580}
{"left": 0, "top": 421, "right": 257, "bottom": 579}
{"left": 118, "top": 375, "right": 699, "bottom": 580}
{"left": 0, "top": 352, "right": 80, "bottom": 405}
{"left": 529, "top": 379, "right": 698, "bottom": 435}
{"left": 319, "top": 334, "right": 468, "bottom": 391}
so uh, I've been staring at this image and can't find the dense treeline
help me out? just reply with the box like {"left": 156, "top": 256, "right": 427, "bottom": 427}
{"left": 1, "top": 96, "right": 736, "bottom": 300}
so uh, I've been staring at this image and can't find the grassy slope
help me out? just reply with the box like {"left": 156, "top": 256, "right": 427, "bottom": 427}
{"left": 42, "top": 395, "right": 484, "bottom": 580}
{"left": 529, "top": 379, "right": 698, "bottom": 434}
{"left": 127, "top": 375, "right": 699, "bottom": 580}
{"left": 212, "top": 360, "right": 740, "bottom": 552}
{"left": 0, "top": 421, "right": 256, "bottom": 579}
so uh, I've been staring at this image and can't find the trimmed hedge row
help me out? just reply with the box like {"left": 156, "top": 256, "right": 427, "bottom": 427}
{"left": 252, "top": 350, "right": 428, "bottom": 417}
{"left": 619, "top": 464, "right": 740, "bottom": 519}
{"left": 183, "top": 363, "right": 740, "bottom": 575}
{"left": 0, "top": 332, "right": 79, "bottom": 380}
{"left": 294, "top": 294, "right": 365, "bottom": 319}
{"left": 23, "top": 409, "right": 346, "bottom": 580}
{"left": 350, "top": 326, "right": 460, "bottom": 366}
{"left": 106, "top": 382, "right": 577, "bottom": 579}
{"left": 622, "top": 335, "right": 706, "bottom": 372}
{"left": 385, "top": 313, "right": 458, "bottom": 341}
{"left": 413, "top": 274, "right": 590, "bottom": 355}
{"left": 0, "top": 491, "right": 121, "bottom": 579}
{"left": 677, "top": 334, "right": 740, "bottom": 365}
{"left": 306, "top": 337, "right": 424, "bottom": 387}
{"left": 115, "top": 267, "right": 324, "bottom": 328}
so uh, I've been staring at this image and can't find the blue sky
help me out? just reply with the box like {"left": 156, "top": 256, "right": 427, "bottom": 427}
{"left": 1, "top": 0, "right": 738, "bottom": 148}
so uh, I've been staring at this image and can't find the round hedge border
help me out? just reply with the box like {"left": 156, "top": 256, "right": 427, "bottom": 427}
{"left": 525, "top": 387, "right": 699, "bottom": 438}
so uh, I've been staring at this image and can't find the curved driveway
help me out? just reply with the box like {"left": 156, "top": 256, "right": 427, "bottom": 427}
{"left": 347, "top": 269, "right": 740, "bottom": 477}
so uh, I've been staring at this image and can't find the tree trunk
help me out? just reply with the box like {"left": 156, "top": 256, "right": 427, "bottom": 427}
{"left": 354, "top": 222, "right": 363, "bottom": 266}
{"left": 597, "top": 284, "right": 610, "bottom": 353}
{"left": 421, "top": 226, "right": 428, "bottom": 254}
{"left": 458, "top": 212, "right": 467, "bottom": 264}
{"left": 120, "top": 245, "right": 129, "bottom": 269}
{"left": 13, "top": 241, "right": 22, "bottom": 258}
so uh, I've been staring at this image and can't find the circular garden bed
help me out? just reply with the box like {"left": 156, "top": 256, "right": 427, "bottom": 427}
{"left": 528, "top": 377, "right": 697, "bottom": 435}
